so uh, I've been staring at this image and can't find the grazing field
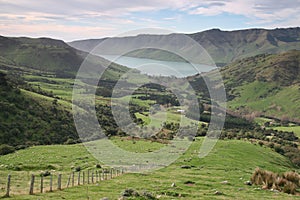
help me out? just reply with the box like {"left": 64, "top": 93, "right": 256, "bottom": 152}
{"left": 0, "top": 138, "right": 299, "bottom": 199}
{"left": 270, "top": 126, "right": 300, "bottom": 138}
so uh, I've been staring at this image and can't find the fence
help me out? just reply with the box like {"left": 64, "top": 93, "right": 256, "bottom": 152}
{"left": 0, "top": 168, "right": 124, "bottom": 198}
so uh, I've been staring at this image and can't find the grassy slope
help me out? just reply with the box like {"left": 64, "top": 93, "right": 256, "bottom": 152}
{"left": 1, "top": 138, "right": 298, "bottom": 199}
{"left": 221, "top": 50, "right": 300, "bottom": 120}
{"left": 270, "top": 126, "right": 300, "bottom": 138}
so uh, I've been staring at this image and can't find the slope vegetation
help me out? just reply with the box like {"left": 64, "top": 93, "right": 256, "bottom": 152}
{"left": 69, "top": 27, "right": 300, "bottom": 66}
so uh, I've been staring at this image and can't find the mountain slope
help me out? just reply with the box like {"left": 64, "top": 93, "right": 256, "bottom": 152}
{"left": 0, "top": 35, "right": 129, "bottom": 78}
{"left": 0, "top": 72, "right": 77, "bottom": 146}
{"left": 221, "top": 50, "right": 300, "bottom": 121}
{"left": 69, "top": 27, "right": 300, "bottom": 66}
{"left": 0, "top": 36, "right": 133, "bottom": 147}
{"left": 0, "top": 36, "right": 82, "bottom": 75}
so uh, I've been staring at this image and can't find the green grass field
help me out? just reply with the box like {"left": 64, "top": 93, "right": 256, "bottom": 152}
{"left": 269, "top": 126, "right": 300, "bottom": 138}
{"left": 135, "top": 108, "right": 200, "bottom": 128}
{"left": 0, "top": 138, "right": 299, "bottom": 199}
{"left": 228, "top": 82, "right": 300, "bottom": 120}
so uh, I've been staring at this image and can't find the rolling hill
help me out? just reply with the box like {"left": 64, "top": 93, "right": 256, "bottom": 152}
{"left": 0, "top": 36, "right": 132, "bottom": 147}
{"left": 1, "top": 138, "right": 298, "bottom": 199}
{"left": 192, "top": 50, "right": 300, "bottom": 122}
{"left": 69, "top": 27, "right": 300, "bottom": 66}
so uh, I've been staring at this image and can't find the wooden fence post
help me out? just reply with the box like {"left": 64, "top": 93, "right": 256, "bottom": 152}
{"left": 57, "top": 174, "right": 62, "bottom": 190}
{"left": 87, "top": 170, "right": 90, "bottom": 184}
{"left": 82, "top": 171, "right": 85, "bottom": 185}
{"left": 72, "top": 172, "right": 75, "bottom": 187}
{"left": 29, "top": 174, "right": 35, "bottom": 195}
{"left": 50, "top": 175, "right": 53, "bottom": 192}
{"left": 4, "top": 174, "right": 11, "bottom": 197}
{"left": 40, "top": 175, "right": 44, "bottom": 193}
{"left": 78, "top": 171, "right": 81, "bottom": 185}
{"left": 92, "top": 171, "right": 94, "bottom": 184}
{"left": 66, "top": 173, "right": 71, "bottom": 188}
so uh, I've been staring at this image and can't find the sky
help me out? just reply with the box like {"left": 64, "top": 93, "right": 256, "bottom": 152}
{"left": 0, "top": 0, "right": 299, "bottom": 41}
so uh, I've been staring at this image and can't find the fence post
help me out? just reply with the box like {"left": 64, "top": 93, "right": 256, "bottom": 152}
{"left": 57, "top": 174, "right": 62, "bottom": 190}
{"left": 40, "top": 175, "right": 44, "bottom": 193}
{"left": 83, "top": 171, "right": 85, "bottom": 185}
{"left": 50, "top": 175, "right": 53, "bottom": 192}
{"left": 110, "top": 169, "right": 113, "bottom": 179}
{"left": 4, "top": 174, "right": 11, "bottom": 197}
{"left": 29, "top": 174, "right": 35, "bottom": 195}
{"left": 102, "top": 169, "right": 104, "bottom": 180}
{"left": 66, "top": 173, "right": 71, "bottom": 188}
{"left": 78, "top": 171, "right": 81, "bottom": 185}
{"left": 72, "top": 172, "right": 75, "bottom": 187}
{"left": 92, "top": 171, "right": 94, "bottom": 184}
{"left": 87, "top": 170, "right": 90, "bottom": 184}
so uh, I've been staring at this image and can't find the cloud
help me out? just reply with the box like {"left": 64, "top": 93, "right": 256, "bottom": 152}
{"left": 0, "top": 0, "right": 299, "bottom": 40}
{"left": 188, "top": 0, "right": 300, "bottom": 26}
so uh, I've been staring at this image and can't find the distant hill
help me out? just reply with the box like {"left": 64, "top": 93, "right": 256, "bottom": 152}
{"left": 69, "top": 27, "right": 300, "bottom": 66}
{"left": 0, "top": 36, "right": 82, "bottom": 75}
{"left": 0, "top": 35, "right": 128, "bottom": 78}
{"left": 191, "top": 50, "right": 300, "bottom": 121}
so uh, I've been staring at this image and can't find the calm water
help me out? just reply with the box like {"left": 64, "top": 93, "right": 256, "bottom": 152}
{"left": 101, "top": 55, "right": 216, "bottom": 78}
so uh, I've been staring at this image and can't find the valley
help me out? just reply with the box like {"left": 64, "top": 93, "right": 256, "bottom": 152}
{"left": 0, "top": 27, "right": 300, "bottom": 199}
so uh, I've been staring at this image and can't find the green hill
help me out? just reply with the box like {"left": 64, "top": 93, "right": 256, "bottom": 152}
{"left": 221, "top": 50, "right": 300, "bottom": 121}
{"left": 0, "top": 138, "right": 298, "bottom": 199}
{"left": 0, "top": 36, "right": 81, "bottom": 76}
{"left": 0, "top": 35, "right": 129, "bottom": 78}
{"left": 189, "top": 50, "right": 300, "bottom": 122}
{"left": 69, "top": 27, "right": 300, "bottom": 66}
{"left": 0, "top": 36, "right": 132, "bottom": 147}
{"left": 0, "top": 72, "right": 77, "bottom": 147}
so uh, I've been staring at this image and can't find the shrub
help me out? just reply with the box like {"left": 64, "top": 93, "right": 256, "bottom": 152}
{"left": 96, "top": 164, "right": 102, "bottom": 168}
{"left": 64, "top": 138, "right": 76, "bottom": 145}
{"left": 40, "top": 171, "right": 51, "bottom": 177}
{"left": 282, "top": 172, "right": 300, "bottom": 187}
{"left": 0, "top": 144, "right": 15, "bottom": 155}
{"left": 75, "top": 166, "right": 81, "bottom": 172}
{"left": 121, "top": 188, "right": 139, "bottom": 197}
{"left": 250, "top": 168, "right": 300, "bottom": 194}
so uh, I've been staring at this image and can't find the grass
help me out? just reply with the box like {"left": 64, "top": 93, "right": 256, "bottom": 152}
{"left": 135, "top": 109, "right": 200, "bottom": 128}
{"left": 269, "top": 126, "right": 300, "bottom": 138}
{"left": 229, "top": 82, "right": 300, "bottom": 119}
{"left": 1, "top": 138, "right": 299, "bottom": 199}
{"left": 110, "top": 136, "right": 166, "bottom": 153}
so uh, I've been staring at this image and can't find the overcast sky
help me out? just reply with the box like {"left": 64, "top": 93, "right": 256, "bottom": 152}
{"left": 0, "top": 0, "right": 299, "bottom": 41}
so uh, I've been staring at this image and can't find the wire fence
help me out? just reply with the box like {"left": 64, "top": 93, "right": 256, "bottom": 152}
{"left": 0, "top": 168, "right": 124, "bottom": 198}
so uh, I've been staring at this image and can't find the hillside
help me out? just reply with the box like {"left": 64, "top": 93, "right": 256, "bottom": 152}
{"left": 0, "top": 36, "right": 82, "bottom": 76}
{"left": 0, "top": 35, "right": 128, "bottom": 78}
{"left": 0, "top": 138, "right": 298, "bottom": 199}
{"left": 0, "top": 36, "right": 132, "bottom": 147}
{"left": 69, "top": 27, "right": 300, "bottom": 66}
{"left": 0, "top": 72, "right": 77, "bottom": 146}
{"left": 213, "top": 50, "right": 299, "bottom": 121}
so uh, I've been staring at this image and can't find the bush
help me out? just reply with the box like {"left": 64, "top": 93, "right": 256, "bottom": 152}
{"left": 64, "top": 138, "right": 76, "bottom": 145}
{"left": 251, "top": 168, "right": 300, "bottom": 194}
{"left": 0, "top": 144, "right": 15, "bottom": 155}
{"left": 96, "top": 164, "right": 102, "bottom": 168}
{"left": 40, "top": 171, "right": 51, "bottom": 177}
{"left": 75, "top": 166, "right": 81, "bottom": 172}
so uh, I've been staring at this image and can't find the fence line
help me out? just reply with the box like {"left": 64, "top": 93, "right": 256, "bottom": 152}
{"left": 1, "top": 168, "right": 125, "bottom": 198}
